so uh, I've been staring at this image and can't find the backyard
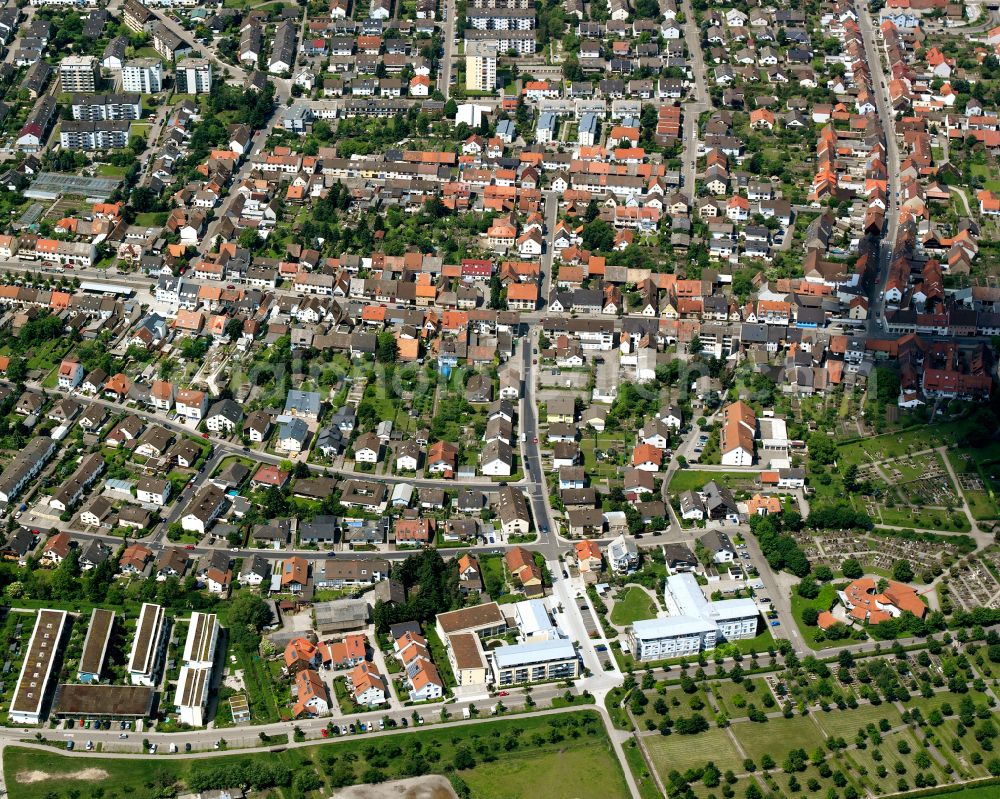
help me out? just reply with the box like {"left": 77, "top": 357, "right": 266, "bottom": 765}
{"left": 609, "top": 587, "right": 658, "bottom": 626}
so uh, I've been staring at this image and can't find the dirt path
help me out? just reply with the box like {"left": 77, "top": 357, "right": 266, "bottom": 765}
{"left": 17, "top": 768, "right": 109, "bottom": 784}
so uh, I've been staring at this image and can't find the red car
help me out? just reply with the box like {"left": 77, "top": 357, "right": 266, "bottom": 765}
{"left": 185, "top": 544, "right": 195, "bottom": 550}
{"left": 321, "top": 728, "right": 328, "bottom": 737}
{"left": 497, "top": 691, "right": 509, "bottom": 697}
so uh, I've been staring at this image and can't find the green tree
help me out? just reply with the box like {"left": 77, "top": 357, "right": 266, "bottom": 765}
{"left": 842, "top": 558, "right": 863, "bottom": 579}
{"left": 376, "top": 331, "right": 398, "bottom": 363}
{"left": 892, "top": 560, "right": 914, "bottom": 583}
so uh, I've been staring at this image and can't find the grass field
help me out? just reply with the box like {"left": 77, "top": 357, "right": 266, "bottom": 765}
{"left": 877, "top": 505, "right": 971, "bottom": 532}
{"left": 790, "top": 583, "right": 842, "bottom": 648}
{"left": 901, "top": 689, "right": 990, "bottom": 718}
{"left": 4, "top": 712, "right": 625, "bottom": 799}
{"left": 812, "top": 702, "right": 902, "bottom": 738}
{"left": 610, "top": 587, "right": 658, "bottom": 626}
{"left": 847, "top": 727, "right": 949, "bottom": 786}
{"left": 135, "top": 211, "right": 169, "bottom": 226}
{"left": 915, "top": 783, "right": 1000, "bottom": 799}
{"left": 711, "top": 678, "right": 769, "bottom": 717}
{"left": 96, "top": 163, "right": 129, "bottom": 177}
{"left": 644, "top": 727, "right": 744, "bottom": 777}
{"left": 668, "top": 469, "right": 761, "bottom": 492}
{"left": 730, "top": 715, "right": 825, "bottom": 762}
{"left": 837, "top": 422, "right": 974, "bottom": 468}
{"left": 462, "top": 745, "right": 629, "bottom": 799}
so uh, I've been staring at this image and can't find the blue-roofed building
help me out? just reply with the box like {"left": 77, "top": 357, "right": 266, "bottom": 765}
{"left": 277, "top": 417, "right": 309, "bottom": 452}
{"left": 496, "top": 118, "right": 516, "bottom": 143}
{"left": 284, "top": 389, "right": 322, "bottom": 419}
{"left": 536, "top": 111, "right": 558, "bottom": 144}
{"left": 578, "top": 113, "right": 599, "bottom": 147}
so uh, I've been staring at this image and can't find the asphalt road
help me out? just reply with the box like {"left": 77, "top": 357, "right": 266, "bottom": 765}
{"left": 857, "top": 3, "right": 902, "bottom": 337}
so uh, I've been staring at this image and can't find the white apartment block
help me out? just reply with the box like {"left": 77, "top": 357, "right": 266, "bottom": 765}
{"left": 59, "top": 56, "right": 99, "bottom": 93}
{"left": 122, "top": 59, "right": 163, "bottom": 94}
{"left": 175, "top": 58, "right": 212, "bottom": 94}
{"left": 628, "top": 573, "right": 760, "bottom": 660}
{"left": 465, "top": 40, "right": 497, "bottom": 92}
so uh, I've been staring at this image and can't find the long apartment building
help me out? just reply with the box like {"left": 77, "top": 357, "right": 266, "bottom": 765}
{"left": 71, "top": 93, "right": 142, "bottom": 121}
{"left": 16, "top": 235, "right": 96, "bottom": 267}
{"left": 491, "top": 637, "right": 579, "bottom": 686}
{"left": 0, "top": 436, "right": 57, "bottom": 504}
{"left": 466, "top": 7, "right": 534, "bottom": 29}
{"left": 174, "top": 612, "right": 219, "bottom": 726}
{"left": 60, "top": 120, "right": 131, "bottom": 151}
{"left": 77, "top": 608, "right": 115, "bottom": 683}
{"left": 128, "top": 602, "right": 167, "bottom": 686}
{"left": 463, "top": 28, "right": 536, "bottom": 55}
{"left": 628, "top": 573, "right": 760, "bottom": 660}
{"left": 9, "top": 609, "right": 67, "bottom": 724}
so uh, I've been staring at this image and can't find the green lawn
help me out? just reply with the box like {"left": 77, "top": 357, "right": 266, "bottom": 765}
{"left": 790, "top": 583, "right": 843, "bottom": 648}
{"left": 730, "top": 715, "right": 825, "bottom": 763}
{"left": 668, "top": 470, "right": 760, "bottom": 492}
{"left": 462, "top": 742, "right": 630, "bottom": 799}
{"left": 609, "top": 587, "right": 657, "bottom": 626}
{"left": 4, "top": 712, "right": 624, "bottom": 799}
{"left": 96, "top": 163, "right": 129, "bottom": 177}
{"left": 876, "top": 505, "right": 970, "bottom": 533}
{"left": 132, "top": 46, "right": 162, "bottom": 62}
{"left": 711, "top": 678, "right": 769, "bottom": 717}
{"left": 135, "top": 211, "right": 169, "bottom": 226}
{"left": 643, "top": 726, "right": 743, "bottom": 777}
{"left": 812, "top": 702, "right": 902, "bottom": 739}
{"left": 915, "top": 782, "right": 1000, "bottom": 799}
{"left": 847, "top": 727, "right": 949, "bottom": 786}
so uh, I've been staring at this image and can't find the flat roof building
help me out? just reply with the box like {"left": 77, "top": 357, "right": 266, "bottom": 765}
{"left": 313, "top": 598, "right": 369, "bottom": 634}
{"left": 10, "top": 609, "right": 67, "bottom": 724}
{"left": 128, "top": 603, "right": 167, "bottom": 686}
{"left": 77, "top": 608, "right": 115, "bottom": 683}
{"left": 175, "top": 665, "right": 211, "bottom": 727}
{"left": 491, "top": 638, "right": 578, "bottom": 686}
{"left": 182, "top": 612, "right": 219, "bottom": 669}
{"left": 628, "top": 573, "right": 760, "bottom": 660}
{"left": 53, "top": 684, "right": 155, "bottom": 719}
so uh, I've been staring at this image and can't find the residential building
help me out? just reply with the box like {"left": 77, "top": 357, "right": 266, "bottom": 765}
{"left": 9, "top": 609, "right": 67, "bottom": 724}
{"left": 59, "top": 56, "right": 98, "bottom": 92}
{"left": 127, "top": 603, "right": 167, "bottom": 686}
{"left": 175, "top": 58, "right": 212, "bottom": 94}
{"left": 491, "top": 638, "right": 579, "bottom": 686}
{"left": 465, "top": 40, "right": 497, "bottom": 92}
{"left": 628, "top": 572, "right": 759, "bottom": 660}
{"left": 122, "top": 59, "right": 162, "bottom": 94}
